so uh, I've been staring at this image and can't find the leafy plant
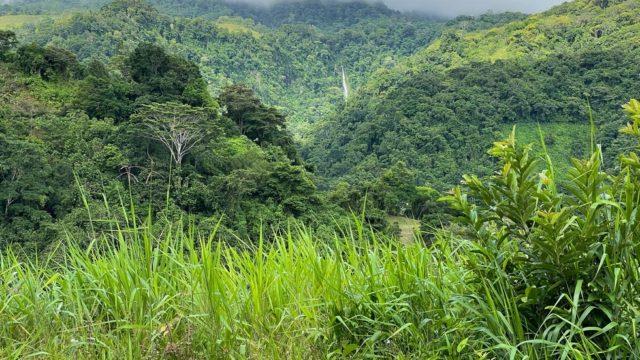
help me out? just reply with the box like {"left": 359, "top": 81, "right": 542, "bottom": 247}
{"left": 442, "top": 99, "right": 640, "bottom": 357}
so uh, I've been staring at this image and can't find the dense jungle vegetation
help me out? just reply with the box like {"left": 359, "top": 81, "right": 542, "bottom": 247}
{"left": 2, "top": 0, "right": 449, "bottom": 137}
{"left": 0, "top": 37, "right": 346, "bottom": 250}
{"left": 1, "top": 0, "right": 639, "bottom": 358}
{"left": 1, "top": 0, "right": 514, "bottom": 249}
{"left": 306, "top": 0, "right": 640, "bottom": 190}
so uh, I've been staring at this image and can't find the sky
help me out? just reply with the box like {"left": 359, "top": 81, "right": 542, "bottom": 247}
{"left": 228, "top": 0, "right": 567, "bottom": 17}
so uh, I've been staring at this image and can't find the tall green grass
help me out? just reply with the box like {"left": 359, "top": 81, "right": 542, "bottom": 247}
{"left": 0, "top": 217, "right": 477, "bottom": 359}
{"left": 1, "top": 100, "right": 639, "bottom": 359}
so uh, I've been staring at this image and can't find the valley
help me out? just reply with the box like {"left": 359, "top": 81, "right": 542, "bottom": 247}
{"left": 0, "top": 0, "right": 639, "bottom": 358}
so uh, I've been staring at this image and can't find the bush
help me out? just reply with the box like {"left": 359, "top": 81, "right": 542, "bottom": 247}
{"left": 442, "top": 100, "right": 640, "bottom": 357}
{"left": 14, "top": 44, "right": 80, "bottom": 80}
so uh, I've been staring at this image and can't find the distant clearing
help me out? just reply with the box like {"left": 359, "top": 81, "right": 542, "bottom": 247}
{"left": 388, "top": 215, "right": 420, "bottom": 244}
{"left": 215, "top": 18, "right": 261, "bottom": 38}
{"left": 0, "top": 15, "right": 51, "bottom": 30}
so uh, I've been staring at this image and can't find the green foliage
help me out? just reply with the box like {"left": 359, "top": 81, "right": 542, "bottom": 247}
{"left": 0, "top": 39, "right": 339, "bottom": 249}
{"left": 0, "top": 134, "right": 54, "bottom": 249}
{"left": 71, "top": 42, "right": 214, "bottom": 123}
{"left": 10, "top": 0, "right": 444, "bottom": 134}
{"left": 0, "top": 29, "right": 17, "bottom": 59}
{"left": 230, "top": 0, "right": 399, "bottom": 28}
{"left": 1, "top": 106, "right": 639, "bottom": 357}
{"left": 74, "top": 74, "right": 136, "bottom": 121}
{"left": 0, "top": 214, "right": 473, "bottom": 358}
{"left": 505, "top": 122, "right": 590, "bottom": 175}
{"left": 0, "top": 105, "right": 123, "bottom": 250}
{"left": 1, "top": 0, "right": 640, "bottom": 353}
{"left": 327, "top": 162, "right": 454, "bottom": 235}
{"left": 125, "top": 42, "right": 212, "bottom": 107}
{"left": 0, "top": 14, "right": 53, "bottom": 30}
{"left": 446, "top": 12, "right": 528, "bottom": 32}
{"left": 14, "top": 42, "right": 80, "bottom": 80}
{"left": 306, "top": 0, "right": 640, "bottom": 190}
{"left": 219, "top": 84, "right": 298, "bottom": 162}
{"left": 130, "top": 101, "right": 217, "bottom": 167}
{"left": 441, "top": 100, "right": 640, "bottom": 357}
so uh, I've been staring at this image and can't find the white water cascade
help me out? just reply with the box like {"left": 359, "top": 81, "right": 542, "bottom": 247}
{"left": 341, "top": 66, "right": 350, "bottom": 101}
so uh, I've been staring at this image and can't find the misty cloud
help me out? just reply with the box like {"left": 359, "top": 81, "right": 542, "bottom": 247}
{"left": 226, "top": 0, "right": 567, "bottom": 17}
{"left": 381, "top": 0, "right": 567, "bottom": 16}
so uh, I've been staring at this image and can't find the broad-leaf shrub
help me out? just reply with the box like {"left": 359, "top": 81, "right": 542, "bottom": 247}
{"left": 443, "top": 99, "right": 640, "bottom": 356}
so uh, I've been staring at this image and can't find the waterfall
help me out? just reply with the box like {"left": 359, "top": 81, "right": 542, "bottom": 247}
{"left": 341, "top": 66, "right": 349, "bottom": 101}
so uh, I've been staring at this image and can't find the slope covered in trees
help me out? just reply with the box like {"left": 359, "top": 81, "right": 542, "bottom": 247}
{"left": 0, "top": 0, "right": 532, "bottom": 248}
{"left": 0, "top": 37, "right": 345, "bottom": 250}
{"left": 2, "top": 0, "right": 444, "bottom": 137}
{"left": 306, "top": 0, "right": 640, "bottom": 190}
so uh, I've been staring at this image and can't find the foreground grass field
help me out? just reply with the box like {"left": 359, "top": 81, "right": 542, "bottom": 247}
{"left": 0, "top": 208, "right": 637, "bottom": 359}
{"left": 1, "top": 101, "right": 639, "bottom": 359}
{"left": 0, "top": 219, "right": 476, "bottom": 359}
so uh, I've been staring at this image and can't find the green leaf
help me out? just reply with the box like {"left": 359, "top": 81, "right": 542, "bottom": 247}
{"left": 456, "top": 337, "right": 469, "bottom": 353}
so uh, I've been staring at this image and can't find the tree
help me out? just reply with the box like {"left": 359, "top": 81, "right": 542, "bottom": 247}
{"left": 131, "top": 102, "right": 214, "bottom": 167}
{"left": 374, "top": 161, "right": 417, "bottom": 215}
{"left": 0, "top": 135, "right": 54, "bottom": 248}
{"left": 14, "top": 44, "right": 79, "bottom": 80}
{"left": 0, "top": 30, "right": 18, "bottom": 60}
{"left": 74, "top": 74, "right": 136, "bottom": 122}
{"left": 218, "top": 85, "right": 261, "bottom": 136}
{"left": 218, "top": 85, "right": 298, "bottom": 162}
{"left": 0, "top": 136, "right": 52, "bottom": 217}
{"left": 125, "top": 43, "right": 212, "bottom": 107}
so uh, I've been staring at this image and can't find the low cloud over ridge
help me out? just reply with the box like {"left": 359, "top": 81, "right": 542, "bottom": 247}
{"left": 225, "top": 0, "right": 566, "bottom": 16}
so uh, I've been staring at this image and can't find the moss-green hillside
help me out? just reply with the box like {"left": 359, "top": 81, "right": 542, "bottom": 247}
{"left": 306, "top": 0, "right": 640, "bottom": 189}
{"left": 0, "top": 44, "right": 339, "bottom": 250}
{"left": 413, "top": 0, "right": 640, "bottom": 68}
{"left": 7, "top": 0, "right": 444, "bottom": 139}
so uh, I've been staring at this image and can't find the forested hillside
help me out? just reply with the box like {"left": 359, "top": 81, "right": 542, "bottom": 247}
{"left": 2, "top": 0, "right": 444, "bottom": 137}
{"left": 0, "top": 0, "right": 473, "bottom": 250}
{"left": 0, "top": 35, "right": 353, "bottom": 250}
{"left": 3, "top": 0, "right": 639, "bottom": 243}
{"left": 306, "top": 0, "right": 640, "bottom": 190}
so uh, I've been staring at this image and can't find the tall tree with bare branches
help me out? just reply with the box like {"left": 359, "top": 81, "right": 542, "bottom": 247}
{"left": 132, "top": 102, "right": 213, "bottom": 167}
